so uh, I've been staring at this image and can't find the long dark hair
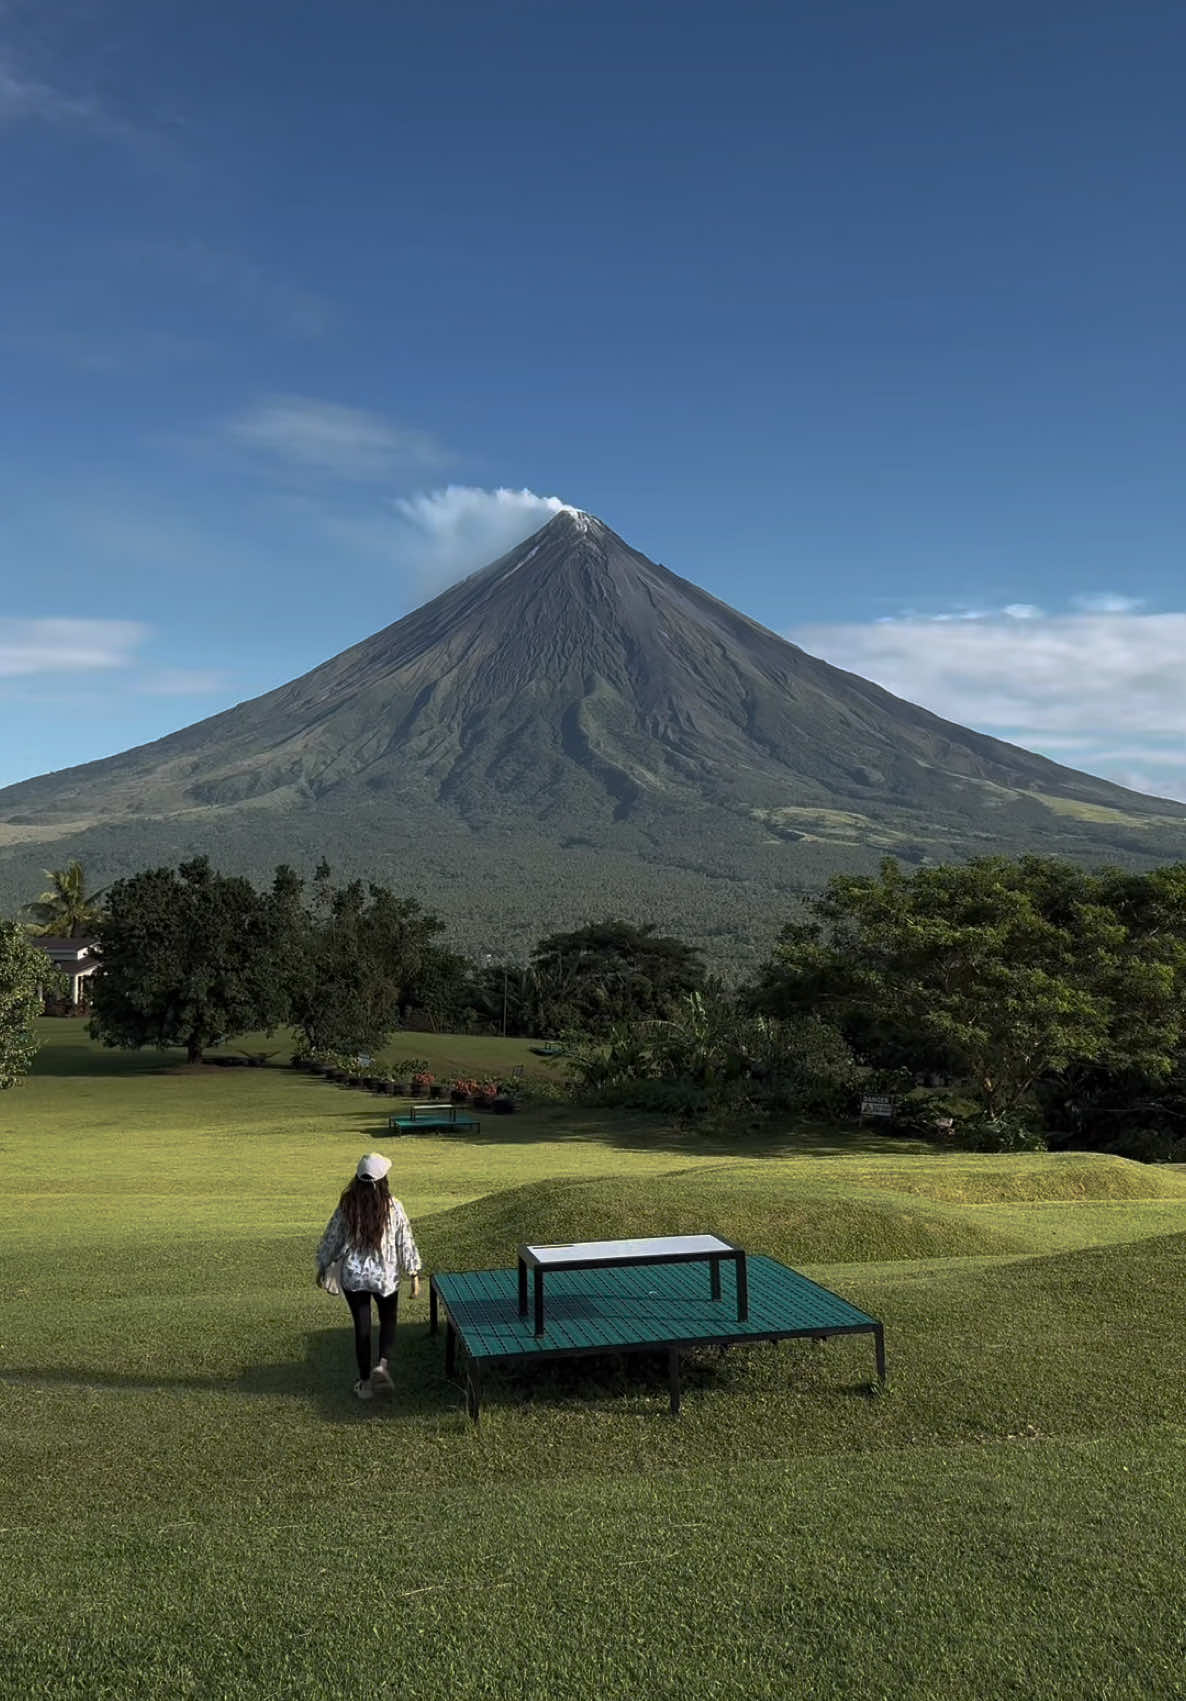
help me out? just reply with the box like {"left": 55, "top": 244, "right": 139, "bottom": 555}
{"left": 339, "top": 1175, "right": 392, "bottom": 1254}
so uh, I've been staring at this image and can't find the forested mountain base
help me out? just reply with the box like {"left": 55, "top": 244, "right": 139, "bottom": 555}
{"left": 3, "top": 791, "right": 1183, "bottom": 975}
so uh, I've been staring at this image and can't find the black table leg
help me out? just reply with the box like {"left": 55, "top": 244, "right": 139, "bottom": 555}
{"left": 518, "top": 1258, "right": 528, "bottom": 1317}
{"left": 735, "top": 1251, "right": 749, "bottom": 1322}
{"left": 710, "top": 1257, "right": 721, "bottom": 1300}
{"left": 429, "top": 1278, "right": 438, "bottom": 1335}
{"left": 668, "top": 1348, "right": 681, "bottom": 1416}
{"left": 533, "top": 1268, "right": 545, "bottom": 1336}
{"left": 467, "top": 1359, "right": 482, "bottom": 1424}
{"left": 445, "top": 1320, "right": 456, "bottom": 1378}
{"left": 874, "top": 1324, "right": 887, "bottom": 1383}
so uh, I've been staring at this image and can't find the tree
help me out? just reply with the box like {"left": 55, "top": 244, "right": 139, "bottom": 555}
{"left": 405, "top": 948, "right": 480, "bottom": 1032}
{"left": 89, "top": 858, "right": 294, "bottom": 1063}
{"left": 566, "top": 991, "right": 858, "bottom": 1120}
{"left": 468, "top": 958, "right": 576, "bottom": 1038}
{"left": 1035, "top": 862, "right": 1186, "bottom": 1144}
{"left": 0, "top": 921, "right": 61, "bottom": 1087}
{"left": 25, "top": 860, "right": 106, "bottom": 937}
{"left": 287, "top": 864, "right": 448, "bottom": 1055}
{"left": 530, "top": 919, "right": 705, "bottom": 1034}
{"left": 748, "top": 856, "right": 1186, "bottom": 1119}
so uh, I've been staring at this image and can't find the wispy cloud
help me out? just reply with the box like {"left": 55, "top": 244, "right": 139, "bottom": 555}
{"left": 0, "top": 34, "right": 149, "bottom": 147}
{"left": 0, "top": 620, "right": 228, "bottom": 759}
{"left": 133, "top": 242, "right": 333, "bottom": 339}
{"left": 137, "top": 667, "right": 226, "bottom": 697}
{"left": 0, "top": 618, "right": 146, "bottom": 677}
{"left": 788, "top": 599, "right": 1186, "bottom": 803}
{"left": 0, "top": 619, "right": 147, "bottom": 676}
{"left": 1, "top": 325, "right": 206, "bottom": 375}
{"left": 1071, "top": 592, "right": 1144, "bottom": 614}
{"left": 225, "top": 396, "right": 449, "bottom": 482}
{"left": 0, "top": 49, "right": 104, "bottom": 129}
{"left": 390, "top": 485, "right": 571, "bottom": 591}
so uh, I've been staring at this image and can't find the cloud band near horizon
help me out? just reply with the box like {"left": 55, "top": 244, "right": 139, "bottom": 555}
{"left": 788, "top": 602, "right": 1186, "bottom": 803}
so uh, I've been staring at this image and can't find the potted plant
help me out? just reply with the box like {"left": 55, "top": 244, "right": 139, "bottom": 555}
{"left": 472, "top": 1078, "right": 500, "bottom": 1110}
{"left": 397, "top": 1057, "right": 429, "bottom": 1095}
{"left": 410, "top": 1070, "right": 434, "bottom": 1098}
{"left": 451, "top": 1077, "right": 479, "bottom": 1105}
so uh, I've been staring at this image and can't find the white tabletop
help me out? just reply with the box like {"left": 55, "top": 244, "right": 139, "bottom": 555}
{"left": 522, "top": 1234, "right": 734, "bottom": 1265}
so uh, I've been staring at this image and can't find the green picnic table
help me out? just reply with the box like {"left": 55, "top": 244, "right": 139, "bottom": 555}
{"left": 387, "top": 1102, "right": 481, "bottom": 1136}
{"left": 429, "top": 1244, "right": 886, "bottom": 1422}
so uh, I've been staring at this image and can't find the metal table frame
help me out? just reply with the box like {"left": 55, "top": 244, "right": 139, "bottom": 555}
{"left": 517, "top": 1235, "right": 749, "bottom": 1337}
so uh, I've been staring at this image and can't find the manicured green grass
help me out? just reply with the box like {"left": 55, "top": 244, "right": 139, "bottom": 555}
{"left": 41, "top": 1019, "right": 562, "bottom": 1080}
{"left": 2, "top": 1022, "right": 1186, "bottom": 1699}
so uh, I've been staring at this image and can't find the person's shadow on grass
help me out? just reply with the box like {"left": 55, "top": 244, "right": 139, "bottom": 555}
{"left": 0, "top": 1320, "right": 463, "bottom": 1423}
{"left": 0, "top": 1325, "right": 812, "bottom": 1421}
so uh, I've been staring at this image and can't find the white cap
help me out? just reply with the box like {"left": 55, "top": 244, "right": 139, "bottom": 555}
{"left": 357, "top": 1152, "right": 391, "bottom": 1181}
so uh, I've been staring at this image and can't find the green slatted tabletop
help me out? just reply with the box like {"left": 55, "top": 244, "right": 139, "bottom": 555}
{"left": 430, "top": 1254, "right": 885, "bottom": 1422}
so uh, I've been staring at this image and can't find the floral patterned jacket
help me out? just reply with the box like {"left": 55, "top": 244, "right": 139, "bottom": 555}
{"left": 316, "top": 1198, "right": 421, "bottom": 1298}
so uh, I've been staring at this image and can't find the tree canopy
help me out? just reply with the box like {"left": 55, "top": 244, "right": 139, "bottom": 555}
{"left": 89, "top": 858, "right": 296, "bottom": 1063}
{"left": 747, "top": 856, "right": 1186, "bottom": 1121}
{"left": 287, "top": 863, "right": 448, "bottom": 1056}
{"left": 0, "top": 922, "right": 60, "bottom": 1088}
{"left": 25, "top": 861, "right": 105, "bottom": 938}
{"left": 529, "top": 919, "right": 705, "bottom": 1034}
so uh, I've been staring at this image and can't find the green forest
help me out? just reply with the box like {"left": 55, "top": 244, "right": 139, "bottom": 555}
{"left": 8, "top": 850, "right": 1186, "bottom": 1163}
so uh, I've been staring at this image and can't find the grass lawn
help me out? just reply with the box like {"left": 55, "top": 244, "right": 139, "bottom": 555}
{"left": 3, "top": 1021, "right": 1186, "bottom": 1699}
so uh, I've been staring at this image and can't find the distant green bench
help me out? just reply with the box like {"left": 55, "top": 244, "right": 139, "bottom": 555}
{"left": 387, "top": 1103, "right": 481, "bottom": 1136}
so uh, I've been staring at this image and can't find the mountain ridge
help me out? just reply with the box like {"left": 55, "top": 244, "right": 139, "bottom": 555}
{"left": 1, "top": 509, "right": 1182, "bottom": 965}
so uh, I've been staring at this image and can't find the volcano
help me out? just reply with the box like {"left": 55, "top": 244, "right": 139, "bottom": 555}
{"left": 2, "top": 509, "right": 1182, "bottom": 965}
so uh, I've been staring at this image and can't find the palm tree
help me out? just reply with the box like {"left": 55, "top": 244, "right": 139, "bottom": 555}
{"left": 25, "top": 861, "right": 106, "bottom": 937}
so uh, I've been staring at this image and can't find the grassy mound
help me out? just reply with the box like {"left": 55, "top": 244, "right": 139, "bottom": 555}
{"left": 848, "top": 1151, "right": 1186, "bottom": 1205}
{"left": 419, "top": 1166, "right": 1025, "bottom": 1271}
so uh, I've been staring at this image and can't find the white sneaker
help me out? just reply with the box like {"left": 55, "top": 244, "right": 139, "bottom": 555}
{"left": 353, "top": 1378, "right": 373, "bottom": 1401}
{"left": 371, "top": 1361, "right": 394, "bottom": 1395}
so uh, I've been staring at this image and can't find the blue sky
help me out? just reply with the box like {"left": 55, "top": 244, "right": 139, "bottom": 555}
{"left": 2, "top": 1, "right": 1184, "bottom": 797}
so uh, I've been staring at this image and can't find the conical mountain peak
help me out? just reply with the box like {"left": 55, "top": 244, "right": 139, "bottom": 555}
{"left": 0, "top": 509, "right": 1182, "bottom": 945}
{"left": 506, "top": 505, "right": 615, "bottom": 561}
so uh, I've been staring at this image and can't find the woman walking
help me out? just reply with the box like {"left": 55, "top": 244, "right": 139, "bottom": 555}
{"left": 317, "top": 1153, "right": 422, "bottom": 1400}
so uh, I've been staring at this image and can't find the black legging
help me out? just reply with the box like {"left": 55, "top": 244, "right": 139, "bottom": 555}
{"left": 343, "top": 1287, "right": 399, "bottom": 1379}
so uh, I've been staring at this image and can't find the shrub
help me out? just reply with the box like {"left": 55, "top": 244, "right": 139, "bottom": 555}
{"left": 893, "top": 1087, "right": 983, "bottom": 1137}
{"left": 564, "top": 997, "right": 860, "bottom": 1125}
{"left": 954, "top": 1113, "right": 1048, "bottom": 1153}
{"left": 587, "top": 1078, "right": 711, "bottom": 1118}
{"left": 513, "top": 1075, "right": 571, "bottom": 1105}
{"left": 763, "top": 1015, "right": 861, "bottom": 1118}
{"left": 410, "top": 1071, "right": 434, "bottom": 1094}
{"left": 1103, "top": 1127, "right": 1186, "bottom": 1165}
